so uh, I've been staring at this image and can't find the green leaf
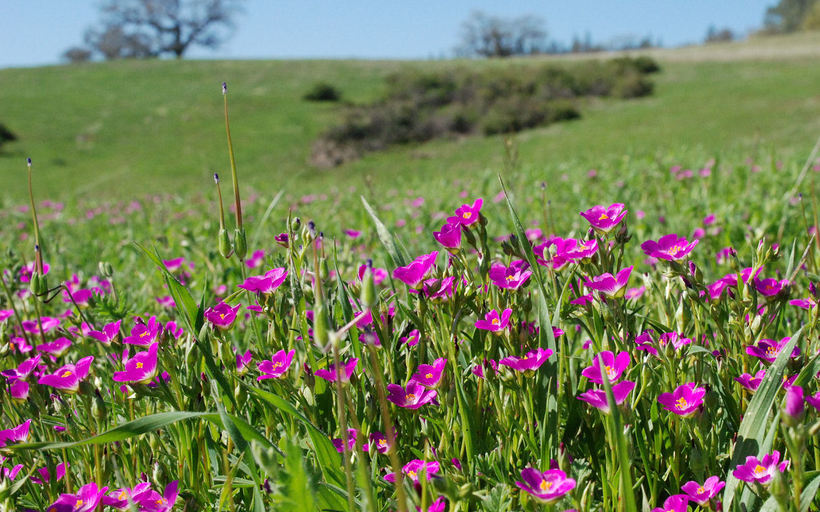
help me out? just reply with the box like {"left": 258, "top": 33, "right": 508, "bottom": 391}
{"left": 10, "top": 411, "right": 219, "bottom": 451}
{"left": 598, "top": 353, "right": 638, "bottom": 512}
{"left": 361, "top": 195, "right": 408, "bottom": 268}
{"left": 722, "top": 329, "right": 801, "bottom": 510}
{"left": 279, "top": 437, "right": 317, "bottom": 511}
{"left": 133, "top": 242, "right": 200, "bottom": 333}
{"left": 247, "top": 383, "right": 345, "bottom": 488}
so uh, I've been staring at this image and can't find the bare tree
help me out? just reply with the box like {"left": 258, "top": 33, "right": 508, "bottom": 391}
{"left": 456, "top": 11, "right": 547, "bottom": 58}
{"left": 67, "top": 0, "right": 243, "bottom": 61}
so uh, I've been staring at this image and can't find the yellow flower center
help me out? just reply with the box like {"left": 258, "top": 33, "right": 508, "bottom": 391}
{"left": 76, "top": 499, "right": 83, "bottom": 507}
{"left": 139, "top": 331, "right": 148, "bottom": 338}
{"left": 119, "top": 491, "right": 128, "bottom": 500}
{"left": 378, "top": 439, "right": 387, "bottom": 447}
{"left": 61, "top": 370, "right": 72, "bottom": 378}
{"left": 605, "top": 365, "right": 616, "bottom": 379}
{"left": 157, "top": 498, "right": 166, "bottom": 505}
{"left": 766, "top": 346, "right": 777, "bottom": 357}
{"left": 272, "top": 362, "right": 282, "bottom": 369}
{"left": 506, "top": 275, "right": 515, "bottom": 281}
{"left": 697, "top": 486, "right": 704, "bottom": 494}
{"left": 539, "top": 480, "right": 552, "bottom": 491}
{"left": 406, "top": 393, "right": 416, "bottom": 402}
{"left": 675, "top": 397, "right": 688, "bottom": 410}
{"left": 491, "top": 318, "right": 500, "bottom": 326}
{"left": 598, "top": 213, "right": 609, "bottom": 220}
{"left": 425, "top": 373, "right": 433, "bottom": 379}
{"left": 219, "top": 313, "right": 226, "bottom": 319}
{"left": 754, "top": 464, "right": 766, "bottom": 474}
{"left": 407, "top": 470, "right": 417, "bottom": 479}
{"left": 136, "top": 362, "right": 144, "bottom": 369}
{"left": 463, "top": 212, "right": 472, "bottom": 219}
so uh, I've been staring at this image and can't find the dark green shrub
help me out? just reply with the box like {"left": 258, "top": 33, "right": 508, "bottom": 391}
{"left": 303, "top": 82, "right": 341, "bottom": 102}
{"left": 0, "top": 123, "right": 17, "bottom": 151}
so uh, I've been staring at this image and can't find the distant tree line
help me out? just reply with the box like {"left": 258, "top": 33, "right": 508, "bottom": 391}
{"left": 763, "top": 0, "right": 820, "bottom": 32}
{"left": 63, "top": 0, "right": 243, "bottom": 63}
{"left": 454, "top": 11, "right": 659, "bottom": 58}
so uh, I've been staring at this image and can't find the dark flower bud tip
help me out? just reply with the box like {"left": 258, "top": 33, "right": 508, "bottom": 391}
{"left": 213, "top": 173, "right": 219, "bottom": 184}
{"left": 26, "top": 158, "right": 32, "bottom": 166}
{"left": 222, "top": 82, "right": 227, "bottom": 94}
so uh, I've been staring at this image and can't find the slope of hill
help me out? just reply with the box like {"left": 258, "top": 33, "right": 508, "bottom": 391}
{"left": 0, "top": 33, "right": 818, "bottom": 203}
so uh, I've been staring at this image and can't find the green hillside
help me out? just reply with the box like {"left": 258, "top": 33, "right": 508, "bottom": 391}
{"left": 0, "top": 33, "right": 818, "bottom": 203}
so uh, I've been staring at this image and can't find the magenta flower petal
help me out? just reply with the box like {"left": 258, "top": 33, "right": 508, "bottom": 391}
{"left": 657, "top": 382, "right": 706, "bottom": 417}
{"left": 581, "top": 351, "right": 630, "bottom": 384}
{"left": 515, "top": 467, "right": 576, "bottom": 503}
{"left": 393, "top": 252, "right": 438, "bottom": 289}
{"left": 410, "top": 358, "right": 447, "bottom": 387}
{"left": 641, "top": 233, "right": 699, "bottom": 261}
{"left": 580, "top": 203, "right": 627, "bottom": 234}
{"left": 732, "top": 451, "right": 789, "bottom": 485}
{"left": 257, "top": 349, "right": 295, "bottom": 380}
{"left": 576, "top": 380, "right": 635, "bottom": 414}
{"left": 475, "top": 308, "right": 512, "bottom": 332}
{"left": 650, "top": 494, "right": 689, "bottom": 512}
{"left": 315, "top": 358, "right": 358, "bottom": 383}
{"left": 499, "top": 348, "right": 553, "bottom": 372}
{"left": 113, "top": 343, "right": 159, "bottom": 384}
{"left": 386, "top": 381, "right": 437, "bottom": 409}
{"left": 681, "top": 475, "right": 725, "bottom": 505}
{"left": 204, "top": 302, "right": 242, "bottom": 330}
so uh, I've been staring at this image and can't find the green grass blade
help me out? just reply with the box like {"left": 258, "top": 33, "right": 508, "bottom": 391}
{"left": 722, "top": 329, "right": 801, "bottom": 510}
{"left": 247, "top": 383, "right": 346, "bottom": 488}
{"left": 361, "top": 195, "right": 408, "bottom": 268}
{"left": 10, "top": 411, "right": 219, "bottom": 451}
{"left": 133, "top": 242, "right": 200, "bottom": 333}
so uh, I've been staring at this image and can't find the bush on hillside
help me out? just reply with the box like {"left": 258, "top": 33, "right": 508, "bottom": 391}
{"left": 311, "top": 57, "right": 658, "bottom": 167}
{"left": 0, "top": 123, "right": 17, "bottom": 151}
{"left": 303, "top": 82, "right": 342, "bottom": 102}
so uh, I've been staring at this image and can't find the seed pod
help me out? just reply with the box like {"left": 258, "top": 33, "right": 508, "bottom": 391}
{"left": 313, "top": 304, "right": 330, "bottom": 348}
{"left": 234, "top": 227, "right": 247, "bottom": 260}
{"left": 218, "top": 228, "right": 232, "bottom": 259}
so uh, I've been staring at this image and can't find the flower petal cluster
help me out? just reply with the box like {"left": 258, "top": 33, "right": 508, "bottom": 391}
{"left": 515, "top": 467, "right": 576, "bottom": 503}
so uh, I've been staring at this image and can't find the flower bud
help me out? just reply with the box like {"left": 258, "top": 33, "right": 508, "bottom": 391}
{"left": 313, "top": 304, "right": 330, "bottom": 348}
{"left": 234, "top": 227, "right": 247, "bottom": 260}
{"left": 361, "top": 260, "right": 377, "bottom": 309}
{"left": 218, "top": 228, "right": 232, "bottom": 259}
{"left": 92, "top": 389, "right": 107, "bottom": 422}
{"left": 98, "top": 261, "right": 114, "bottom": 278}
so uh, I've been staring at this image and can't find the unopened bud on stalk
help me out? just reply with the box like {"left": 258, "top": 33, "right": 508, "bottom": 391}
{"left": 98, "top": 261, "right": 114, "bottom": 278}
{"left": 92, "top": 389, "right": 107, "bottom": 421}
{"left": 313, "top": 303, "right": 330, "bottom": 348}
{"left": 234, "top": 227, "right": 247, "bottom": 260}
{"left": 361, "top": 259, "right": 377, "bottom": 309}
{"left": 221, "top": 82, "right": 227, "bottom": 95}
{"left": 213, "top": 172, "right": 233, "bottom": 259}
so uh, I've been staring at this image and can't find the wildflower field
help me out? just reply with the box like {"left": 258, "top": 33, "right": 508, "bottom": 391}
{"left": 2, "top": 39, "right": 820, "bottom": 512}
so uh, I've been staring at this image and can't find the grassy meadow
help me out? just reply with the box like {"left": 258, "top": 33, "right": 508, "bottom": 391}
{"left": 0, "top": 33, "right": 819, "bottom": 511}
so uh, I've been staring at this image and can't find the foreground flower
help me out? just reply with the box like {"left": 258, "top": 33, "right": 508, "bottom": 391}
{"left": 584, "top": 266, "right": 633, "bottom": 298}
{"left": 38, "top": 356, "right": 94, "bottom": 393}
{"left": 113, "top": 342, "right": 159, "bottom": 384}
{"left": 475, "top": 308, "right": 512, "bottom": 332}
{"left": 580, "top": 203, "right": 627, "bottom": 234}
{"left": 131, "top": 480, "right": 179, "bottom": 511}
{"left": 515, "top": 467, "right": 576, "bottom": 503}
{"left": 410, "top": 358, "right": 447, "bottom": 387}
{"left": 489, "top": 261, "right": 532, "bottom": 290}
{"left": 369, "top": 431, "right": 394, "bottom": 454}
{"left": 47, "top": 482, "right": 108, "bottom": 512}
{"left": 386, "top": 381, "right": 437, "bottom": 409}
{"left": 204, "top": 302, "right": 242, "bottom": 329}
{"left": 385, "top": 459, "right": 440, "bottom": 485}
{"left": 448, "top": 198, "right": 483, "bottom": 227}
{"left": 124, "top": 316, "right": 162, "bottom": 346}
{"left": 0, "top": 419, "right": 32, "bottom": 447}
{"left": 315, "top": 358, "right": 358, "bottom": 382}
{"left": 534, "top": 237, "right": 597, "bottom": 270}
{"left": 784, "top": 385, "right": 804, "bottom": 423}
{"left": 1, "top": 354, "right": 42, "bottom": 381}
{"left": 657, "top": 382, "right": 705, "bottom": 417}
{"left": 103, "top": 482, "right": 152, "bottom": 509}
{"left": 650, "top": 494, "right": 689, "bottom": 512}
{"left": 754, "top": 277, "right": 789, "bottom": 297}
{"left": 746, "top": 337, "right": 799, "bottom": 363}
{"left": 576, "top": 381, "right": 636, "bottom": 413}
{"left": 87, "top": 319, "right": 121, "bottom": 345}
{"left": 393, "top": 251, "right": 438, "bottom": 289}
{"left": 499, "top": 348, "right": 553, "bottom": 372}
{"left": 732, "top": 450, "right": 789, "bottom": 484}
{"left": 257, "top": 349, "right": 295, "bottom": 380}
{"left": 332, "top": 428, "right": 359, "bottom": 453}
{"left": 735, "top": 370, "right": 766, "bottom": 392}
{"left": 238, "top": 267, "right": 288, "bottom": 294}
{"left": 581, "top": 351, "right": 630, "bottom": 384}
{"left": 681, "top": 476, "right": 725, "bottom": 505}
{"left": 640, "top": 234, "right": 699, "bottom": 261}
{"left": 433, "top": 222, "right": 462, "bottom": 252}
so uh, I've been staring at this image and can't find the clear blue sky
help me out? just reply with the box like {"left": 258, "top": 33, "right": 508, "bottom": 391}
{"left": 1, "top": 0, "right": 774, "bottom": 68}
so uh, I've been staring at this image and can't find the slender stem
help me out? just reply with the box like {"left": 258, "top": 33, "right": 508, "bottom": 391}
{"left": 223, "top": 88, "right": 242, "bottom": 229}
